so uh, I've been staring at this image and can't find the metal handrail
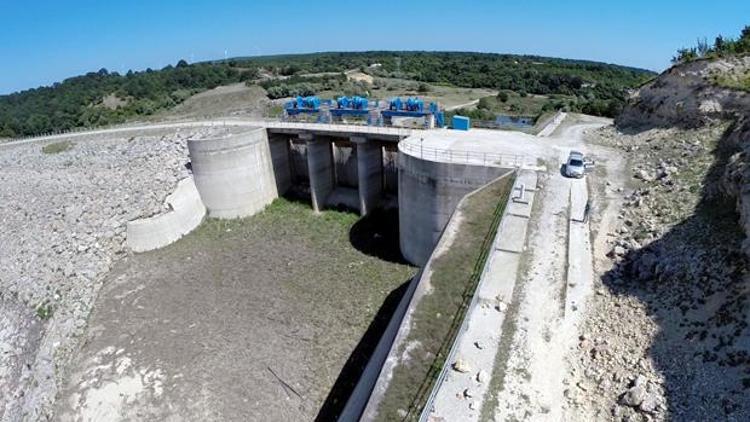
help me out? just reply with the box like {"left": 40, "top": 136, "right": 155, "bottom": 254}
{"left": 3, "top": 118, "right": 418, "bottom": 145}
{"left": 399, "top": 140, "right": 527, "bottom": 168}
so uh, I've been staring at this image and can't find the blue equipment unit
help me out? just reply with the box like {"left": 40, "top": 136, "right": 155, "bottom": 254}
{"left": 285, "top": 96, "right": 321, "bottom": 115}
{"left": 331, "top": 96, "right": 370, "bottom": 116}
{"left": 430, "top": 102, "right": 445, "bottom": 127}
{"left": 452, "top": 115, "right": 471, "bottom": 131}
{"left": 383, "top": 97, "right": 431, "bottom": 118}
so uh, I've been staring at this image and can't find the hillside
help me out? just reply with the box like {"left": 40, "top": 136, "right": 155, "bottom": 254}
{"left": 0, "top": 52, "right": 654, "bottom": 138}
{"left": 569, "top": 34, "right": 750, "bottom": 419}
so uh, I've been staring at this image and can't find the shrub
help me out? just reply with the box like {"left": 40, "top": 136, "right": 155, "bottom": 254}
{"left": 42, "top": 140, "right": 74, "bottom": 154}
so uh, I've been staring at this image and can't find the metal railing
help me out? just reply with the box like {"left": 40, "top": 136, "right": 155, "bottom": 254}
{"left": 2, "top": 118, "right": 418, "bottom": 146}
{"left": 399, "top": 140, "right": 527, "bottom": 168}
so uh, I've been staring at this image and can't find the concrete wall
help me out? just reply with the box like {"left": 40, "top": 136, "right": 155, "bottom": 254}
{"left": 333, "top": 139, "right": 358, "bottom": 188}
{"left": 268, "top": 135, "right": 292, "bottom": 195}
{"left": 126, "top": 178, "right": 206, "bottom": 252}
{"left": 398, "top": 149, "right": 512, "bottom": 266}
{"left": 188, "top": 127, "right": 278, "bottom": 219}
{"left": 289, "top": 140, "right": 310, "bottom": 184}
{"left": 339, "top": 172, "right": 516, "bottom": 422}
{"left": 354, "top": 138, "right": 383, "bottom": 215}
{"left": 306, "top": 137, "right": 335, "bottom": 212}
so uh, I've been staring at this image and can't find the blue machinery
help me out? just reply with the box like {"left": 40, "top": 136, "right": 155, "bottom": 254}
{"left": 381, "top": 97, "right": 445, "bottom": 128}
{"left": 284, "top": 96, "right": 445, "bottom": 128}
{"left": 284, "top": 96, "right": 322, "bottom": 115}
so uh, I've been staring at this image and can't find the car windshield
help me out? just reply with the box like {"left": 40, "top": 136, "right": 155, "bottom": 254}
{"left": 569, "top": 159, "right": 584, "bottom": 167}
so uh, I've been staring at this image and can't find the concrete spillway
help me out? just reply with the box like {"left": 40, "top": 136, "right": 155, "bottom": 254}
{"left": 140, "top": 125, "right": 523, "bottom": 268}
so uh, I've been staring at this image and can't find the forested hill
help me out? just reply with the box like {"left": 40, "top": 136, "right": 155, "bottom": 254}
{"left": 0, "top": 51, "right": 655, "bottom": 138}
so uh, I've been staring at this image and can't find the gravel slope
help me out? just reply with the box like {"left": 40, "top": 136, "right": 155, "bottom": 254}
{"left": 0, "top": 127, "right": 236, "bottom": 420}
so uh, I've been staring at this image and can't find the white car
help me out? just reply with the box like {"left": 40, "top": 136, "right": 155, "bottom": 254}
{"left": 565, "top": 151, "right": 586, "bottom": 178}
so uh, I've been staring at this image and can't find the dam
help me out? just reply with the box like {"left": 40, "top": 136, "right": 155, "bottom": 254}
{"left": 36, "top": 117, "right": 571, "bottom": 421}
{"left": 129, "top": 124, "right": 533, "bottom": 266}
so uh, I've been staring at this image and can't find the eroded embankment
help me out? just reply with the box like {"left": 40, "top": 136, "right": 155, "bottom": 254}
{"left": 361, "top": 173, "right": 515, "bottom": 421}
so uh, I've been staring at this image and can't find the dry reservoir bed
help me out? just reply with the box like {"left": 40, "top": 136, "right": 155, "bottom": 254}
{"left": 56, "top": 199, "right": 415, "bottom": 421}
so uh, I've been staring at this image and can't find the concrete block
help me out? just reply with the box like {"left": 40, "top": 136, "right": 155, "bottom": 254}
{"left": 495, "top": 214, "right": 529, "bottom": 253}
{"left": 126, "top": 178, "right": 206, "bottom": 252}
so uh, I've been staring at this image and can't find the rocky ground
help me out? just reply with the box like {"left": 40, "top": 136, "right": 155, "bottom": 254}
{"left": 0, "top": 126, "right": 240, "bottom": 420}
{"left": 568, "top": 123, "right": 750, "bottom": 421}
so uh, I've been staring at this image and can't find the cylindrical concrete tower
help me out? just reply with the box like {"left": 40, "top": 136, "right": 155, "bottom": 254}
{"left": 188, "top": 128, "right": 278, "bottom": 219}
{"left": 398, "top": 146, "right": 511, "bottom": 265}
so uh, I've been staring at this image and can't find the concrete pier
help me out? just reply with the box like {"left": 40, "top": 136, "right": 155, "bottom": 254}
{"left": 353, "top": 136, "right": 383, "bottom": 216}
{"left": 268, "top": 135, "right": 292, "bottom": 196}
{"left": 188, "top": 127, "right": 278, "bottom": 218}
{"left": 305, "top": 134, "right": 335, "bottom": 213}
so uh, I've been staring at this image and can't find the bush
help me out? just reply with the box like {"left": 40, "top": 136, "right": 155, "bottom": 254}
{"left": 497, "top": 91, "right": 509, "bottom": 102}
{"left": 42, "top": 140, "right": 74, "bottom": 154}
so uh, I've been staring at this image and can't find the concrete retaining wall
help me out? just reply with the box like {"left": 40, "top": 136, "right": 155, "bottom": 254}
{"left": 398, "top": 148, "right": 512, "bottom": 266}
{"left": 126, "top": 178, "right": 206, "bottom": 252}
{"left": 339, "top": 172, "right": 516, "bottom": 422}
{"left": 188, "top": 127, "right": 278, "bottom": 218}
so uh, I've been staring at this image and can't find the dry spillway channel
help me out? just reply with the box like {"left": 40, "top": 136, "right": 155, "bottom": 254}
{"left": 56, "top": 199, "right": 415, "bottom": 421}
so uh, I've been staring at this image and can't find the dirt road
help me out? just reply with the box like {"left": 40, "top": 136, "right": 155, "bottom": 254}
{"left": 485, "top": 116, "right": 621, "bottom": 421}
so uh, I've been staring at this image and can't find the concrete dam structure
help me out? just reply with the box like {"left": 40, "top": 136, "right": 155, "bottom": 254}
{"left": 172, "top": 125, "right": 517, "bottom": 266}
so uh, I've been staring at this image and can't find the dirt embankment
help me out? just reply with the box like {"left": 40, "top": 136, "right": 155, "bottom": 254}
{"left": 569, "top": 57, "right": 750, "bottom": 421}
{"left": 616, "top": 55, "right": 750, "bottom": 130}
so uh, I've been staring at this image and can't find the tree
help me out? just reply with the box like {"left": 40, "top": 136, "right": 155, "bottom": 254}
{"left": 477, "top": 97, "right": 492, "bottom": 110}
{"left": 497, "top": 91, "right": 509, "bottom": 102}
{"left": 176, "top": 59, "right": 189, "bottom": 68}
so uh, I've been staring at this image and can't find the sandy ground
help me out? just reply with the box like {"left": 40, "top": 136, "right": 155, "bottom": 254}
{"left": 55, "top": 201, "right": 414, "bottom": 421}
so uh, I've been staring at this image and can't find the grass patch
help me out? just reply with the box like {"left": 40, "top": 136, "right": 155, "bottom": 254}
{"left": 36, "top": 302, "right": 53, "bottom": 320}
{"left": 374, "top": 174, "right": 515, "bottom": 421}
{"left": 42, "top": 140, "right": 74, "bottom": 154}
{"left": 711, "top": 68, "right": 750, "bottom": 92}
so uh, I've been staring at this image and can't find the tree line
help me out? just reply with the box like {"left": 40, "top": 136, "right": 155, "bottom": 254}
{"left": 672, "top": 25, "right": 750, "bottom": 64}
{"left": 0, "top": 52, "right": 654, "bottom": 137}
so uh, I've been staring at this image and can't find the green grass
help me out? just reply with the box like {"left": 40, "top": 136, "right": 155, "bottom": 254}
{"left": 42, "top": 140, "right": 74, "bottom": 154}
{"left": 36, "top": 302, "right": 53, "bottom": 320}
{"left": 711, "top": 69, "right": 750, "bottom": 92}
{"left": 317, "top": 77, "right": 496, "bottom": 109}
{"left": 374, "top": 173, "right": 515, "bottom": 421}
{"left": 479, "top": 92, "right": 571, "bottom": 117}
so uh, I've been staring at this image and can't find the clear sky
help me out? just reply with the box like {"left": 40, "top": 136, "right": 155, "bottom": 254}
{"left": 1, "top": 0, "right": 748, "bottom": 94}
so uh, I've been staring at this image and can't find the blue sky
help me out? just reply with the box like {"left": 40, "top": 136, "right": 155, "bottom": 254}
{"left": 1, "top": 0, "right": 748, "bottom": 94}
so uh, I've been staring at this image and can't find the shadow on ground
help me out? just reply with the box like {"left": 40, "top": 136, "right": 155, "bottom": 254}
{"left": 599, "top": 122, "right": 750, "bottom": 418}
{"left": 315, "top": 280, "right": 410, "bottom": 421}
{"left": 349, "top": 207, "right": 408, "bottom": 264}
